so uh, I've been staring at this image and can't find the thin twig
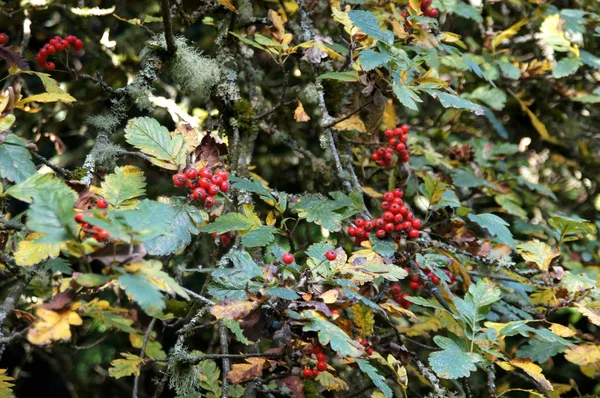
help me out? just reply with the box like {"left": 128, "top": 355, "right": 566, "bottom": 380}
{"left": 182, "top": 287, "right": 215, "bottom": 306}
{"left": 486, "top": 365, "right": 497, "bottom": 398}
{"left": 324, "top": 99, "right": 374, "bottom": 129}
{"left": 0, "top": 217, "right": 24, "bottom": 231}
{"left": 31, "top": 151, "right": 70, "bottom": 177}
{"left": 410, "top": 260, "right": 454, "bottom": 313}
{"left": 181, "top": 352, "right": 282, "bottom": 365}
{"left": 161, "top": 0, "right": 177, "bottom": 55}
{"left": 220, "top": 322, "right": 231, "bottom": 398}
{"left": 133, "top": 318, "right": 157, "bottom": 398}
{"left": 74, "top": 333, "right": 111, "bottom": 351}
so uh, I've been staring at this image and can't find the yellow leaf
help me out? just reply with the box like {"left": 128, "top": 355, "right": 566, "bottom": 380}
{"left": 227, "top": 357, "right": 268, "bottom": 384}
{"left": 484, "top": 321, "right": 530, "bottom": 339}
{"left": 332, "top": 6, "right": 354, "bottom": 36}
{"left": 216, "top": 0, "right": 237, "bottom": 13}
{"left": 511, "top": 92, "right": 561, "bottom": 145}
{"left": 108, "top": 353, "right": 143, "bottom": 379}
{"left": 380, "top": 302, "right": 417, "bottom": 320}
{"left": 0, "top": 114, "right": 15, "bottom": 132}
{"left": 210, "top": 299, "right": 259, "bottom": 321}
{"left": 409, "top": 0, "right": 422, "bottom": 15}
{"left": 316, "top": 371, "right": 349, "bottom": 391}
{"left": 574, "top": 303, "right": 600, "bottom": 327}
{"left": 509, "top": 358, "right": 553, "bottom": 391}
{"left": 517, "top": 240, "right": 560, "bottom": 271}
{"left": 351, "top": 304, "right": 375, "bottom": 337}
{"left": 0, "top": 368, "right": 15, "bottom": 397}
{"left": 320, "top": 289, "right": 340, "bottom": 304}
{"left": 382, "top": 99, "right": 397, "bottom": 130}
{"left": 266, "top": 210, "right": 277, "bottom": 226}
{"left": 397, "top": 314, "right": 441, "bottom": 337}
{"left": 15, "top": 92, "right": 76, "bottom": 107}
{"left": 540, "top": 14, "right": 579, "bottom": 56}
{"left": 242, "top": 204, "right": 262, "bottom": 227}
{"left": 269, "top": 9, "right": 285, "bottom": 37}
{"left": 492, "top": 19, "right": 528, "bottom": 50}
{"left": 27, "top": 306, "right": 83, "bottom": 345}
{"left": 331, "top": 114, "right": 366, "bottom": 133}
{"left": 361, "top": 186, "right": 383, "bottom": 199}
{"left": 14, "top": 233, "right": 66, "bottom": 266}
{"left": 530, "top": 288, "right": 559, "bottom": 307}
{"left": 548, "top": 323, "right": 576, "bottom": 338}
{"left": 564, "top": 345, "right": 600, "bottom": 366}
{"left": 293, "top": 100, "right": 311, "bottom": 122}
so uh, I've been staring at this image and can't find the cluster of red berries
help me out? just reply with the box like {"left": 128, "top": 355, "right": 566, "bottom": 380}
{"left": 302, "top": 343, "right": 328, "bottom": 378}
{"left": 35, "top": 35, "right": 84, "bottom": 71}
{"left": 405, "top": 267, "right": 456, "bottom": 290}
{"left": 212, "top": 232, "right": 231, "bottom": 246}
{"left": 371, "top": 124, "right": 411, "bottom": 167}
{"left": 73, "top": 197, "right": 110, "bottom": 241}
{"left": 390, "top": 284, "right": 411, "bottom": 309}
{"left": 403, "top": 0, "right": 439, "bottom": 19}
{"left": 347, "top": 188, "right": 421, "bottom": 245}
{"left": 173, "top": 167, "right": 229, "bottom": 209}
{"left": 359, "top": 339, "right": 374, "bottom": 356}
{"left": 0, "top": 33, "right": 9, "bottom": 45}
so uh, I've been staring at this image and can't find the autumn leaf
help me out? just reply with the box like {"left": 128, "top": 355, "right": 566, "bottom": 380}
{"left": 293, "top": 100, "right": 311, "bottom": 122}
{"left": 227, "top": 357, "right": 268, "bottom": 384}
{"left": 574, "top": 303, "right": 600, "bottom": 327}
{"left": 27, "top": 305, "right": 83, "bottom": 345}
{"left": 210, "top": 299, "right": 260, "bottom": 321}
{"left": 108, "top": 353, "right": 143, "bottom": 379}
{"left": 0, "top": 368, "right": 15, "bottom": 398}
{"left": 502, "top": 359, "right": 554, "bottom": 391}
{"left": 216, "top": 0, "right": 237, "bottom": 13}
{"left": 351, "top": 304, "right": 375, "bottom": 337}
{"left": 517, "top": 240, "right": 560, "bottom": 271}
{"left": 563, "top": 345, "right": 600, "bottom": 366}
{"left": 331, "top": 114, "right": 366, "bottom": 133}
{"left": 316, "top": 371, "right": 349, "bottom": 391}
{"left": 14, "top": 233, "right": 66, "bottom": 266}
{"left": 548, "top": 323, "right": 576, "bottom": 338}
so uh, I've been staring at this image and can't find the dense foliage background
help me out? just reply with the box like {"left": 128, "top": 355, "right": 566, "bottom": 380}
{"left": 0, "top": 0, "right": 599, "bottom": 397}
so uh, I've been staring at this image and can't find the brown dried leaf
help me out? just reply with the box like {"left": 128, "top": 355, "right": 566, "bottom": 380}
{"left": 0, "top": 46, "right": 30, "bottom": 70}
{"left": 331, "top": 114, "right": 366, "bottom": 133}
{"left": 293, "top": 100, "right": 311, "bottom": 122}
{"left": 210, "top": 299, "right": 259, "bottom": 321}
{"left": 227, "top": 357, "right": 268, "bottom": 384}
{"left": 193, "top": 133, "right": 228, "bottom": 168}
{"left": 42, "top": 289, "right": 77, "bottom": 311}
{"left": 88, "top": 243, "right": 147, "bottom": 267}
{"left": 216, "top": 0, "right": 237, "bottom": 13}
{"left": 277, "top": 376, "right": 304, "bottom": 398}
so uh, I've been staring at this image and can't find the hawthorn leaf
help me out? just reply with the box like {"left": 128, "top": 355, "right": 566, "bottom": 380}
{"left": 508, "top": 359, "right": 553, "bottom": 391}
{"left": 0, "top": 368, "right": 15, "bottom": 398}
{"left": 222, "top": 318, "right": 252, "bottom": 345}
{"left": 369, "top": 237, "right": 396, "bottom": 257}
{"left": 355, "top": 359, "right": 393, "bottom": 398}
{"left": 229, "top": 176, "right": 276, "bottom": 202}
{"left": 563, "top": 344, "right": 600, "bottom": 366}
{"left": 124, "top": 117, "right": 186, "bottom": 170}
{"left": 517, "top": 241, "right": 560, "bottom": 271}
{"left": 14, "top": 233, "right": 65, "bottom": 266}
{"left": 0, "top": 134, "right": 36, "bottom": 183}
{"left": 552, "top": 57, "right": 582, "bottom": 78}
{"left": 27, "top": 184, "right": 78, "bottom": 243}
{"left": 118, "top": 199, "right": 177, "bottom": 241}
{"left": 75, "top": 274, "right": 110, "bottom": 287}
{"left": 210, "top": 299, "right": 259, "bottom": 321}
{"left": 227, "top": 357, "right": 267, "bottom": 384}
{"left": 108, "top": 353, "right": 142, "bottom": 379}
{"left": 241, "top": 225, "right": 278, "bottom": 247}
{"left": 517, "top": 339, "right": 569, "bottom": 363}
{"left": 84, "top": 308, "right": 136, "bottom": 333}
{"left": 348, "top": 10, "right": 394, "bottom": 44}
{"left": 118, "top": 273, "right": 165, "bottom": 315}
{"left": 199, "top": 212, "right": 254, "bottom": 234}
{"left": 5, "top": 172, "right": 65, "bottom": 203}
{"left": 359, "top": 49, "right": 392, "bottom": 71}
{"left": 15, "top": 92, "right": 76, "bottom": 106}
{"left": 468, "top": 213, "right": 515, "bottom": 249}
{"left": 548, "top": 213, "right": 596, "bottom": 242}
{"left": 44, "top": 258, "right": 72, "bottom": 275}
{"left": 393, "top": 84, "right": 420, "bottom": 111}
{"left": 574, "top": 303, "right": 600, "bottom": 327}
{"left": 351, "top": 304, "right": 374, "bottom": 337}
{"left": 299, "top": 310, "right": 364, "bottom": 357}
{"left": 267, "top": 287, "right": 299, "bottom": 300}
{"left": 429, "top": 336, "right": 480, "bottom": 379}
{"left": 315, "top": 371, "right": 349, "bottom": 391}
{"left": 98, "top": 165, "right": 146, "bottom": 209}
{"left": 27, "top": 306, "right": 83, "bottom": 345}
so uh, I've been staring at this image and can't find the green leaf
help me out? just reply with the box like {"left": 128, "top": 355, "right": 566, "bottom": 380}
{"left": 109, "top": 353, "right": 142, "bottom": 379}
{"left": 199, "top": 212, "right": 254, "bottom": 234}
{"left": 552, "top": 57, "right": 583, "bottom": 78}
{"left": 44, "top": 258, "right": 72, "bottom": 275}
{"left": 450, "top": 3, "right": 483, "bottom": 22}
{"left": 118, "top": 199, "right": 177, "bottom": 241}
{"left": 141, "top": 262, "right": 189, "bottom": 299}
{"left": 369, "top": 237, "right": 396, "bottom": 258}
{"left": 267, "top": 287, "right": 300, "bottom": 300}
{"left": 299, "top": 310, "right": 364, "bottom": 357}
{"left": 85, "top": 310, "right": 136, "bottom": 333}
{"left": 517, "top": 339, "right": 569, "bottom": 363}
{"left": 393, "top": 84, "right": 420, "bottom": 111}
{"left": 463, "top": 86, "right": 507, "bottom": 111}
{"left": 318, "top": 71, "right": 359, "bottom": 81}
{"left": 348, "top": 10, "right": 394, "bottom": 44}
{"left": 359, "top": 49, "right": 392, "bottom": 71}
{"left": 561, "top": 272, "right": 596, "bottom": 293}
{"left": 5, "top": 172, "right": 65, "bottom": 203}
{"left": 451, "top": 168, "right": 494, "bottom": 189}
{"left": 99, "top": 166, "right": 146, "bottom": 209}
{"left": 198, "top": 360, "right": 222, "bottom": 396}
{"left": 483, "top": 107, "right": 509, "bottom": 139}
{"left": 144, "top": 198, "right": 205, "bottom": 255}
{"left": 405, "top": 296, "right": 448, "bottom": 312}
{"left": 498, "top": 61, "right": 521, "bottom": 80}
{"left": 222, "top": 318, "right": 252, "bottom": 345}
{"left": 427, "top": 90, "right": 484, "bottom": 114}
{"left": 229, "top": 32, "right": 266, "bottom": 50}
{"left": 241, "top": 226, "right": 278, "bottom": 247}
{"left": 75, "top": 274, "right": 110, "bottom": 287}
{"left": 355, "top": 359, "right": 393, "bottom": 398}
{"left": 548, "top": 213, "right": 596, "bottom": 242}
{"left": 429, "top": 336, "right": 480, "bottom": 379}
{"left": 454, "top": 280, "right": 502, "bottom": 333}
{"left": 579, "top": 50, "right": 600, "bottom": 69}
{"left": 118, "top": 273, "right": 165, "bottom": 315}
{"left": 420, "top": 174, "right": 449, "bottom": 207}
{"left": 468, "top": 213, "right": 515, "bottom": 248}
{"left": 0, "top": 134, "right": 36, "bottom": 183}
{"left": 229, "top": 176, "right": 276, "bottom": 202}
{"left": 124, "top": 117, "right": 186, "bottom": 171}
{"left": 27, "top": 184, "right": 78, "bottom": 243}
{"left": 292, "top": 192, "right": 359, "bottom": 232}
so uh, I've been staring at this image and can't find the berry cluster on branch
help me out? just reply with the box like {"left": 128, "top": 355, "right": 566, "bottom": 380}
{"left": 371, "top": 124, "right": 411, "bottom": 167}
{"left": 35, "top": 35, "right": 84, "bottom": 71}
{"left": 173, "top": 167, "right": 229, "bottom": 209}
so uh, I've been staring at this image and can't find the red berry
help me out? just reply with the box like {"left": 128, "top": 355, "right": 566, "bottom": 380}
{"left": 395, "top": 143, "right": 406, "bottom": 152}
{"left": 381, "top": 201, "right": 390, "bottom": 211}
{"left": 393, "top": 213, "right": 404, "bottom": 224}
{"left": 46, "top": 62, "right": 56, "bottom": 71}
{"left": 411, "top": 275, "right": 420, "bottom": 282}
{"left": 39, "top": 49, "right": 49, "bottom": 58}
{"left": 382, "top": 212, "right": 394, "bottom": 223}
{"left": 192, "top": 187, "right": 207, "bottom": 201}
{"left": 408, "top": 229, "right": 419, "bottom": 239}
{"left": 96, "top": 198, "right": 108, "bottom": 209}
{"left": 199, "top": 167, "right": 212, "bottom": 179}
{"left": 354, "top": 218, "right": 365, "bottom": 228}
{"left": 186, "top": 179, "right": 199, "bottom": 190}
{"left": 412, "top": 219, "right": 422, "bottom": 229}
{"left": 400, "top": 124, "right": 410, "bottom": 134}
{"left": 360, "top": 339, "right": 369, "bottom": 347}
{"left": 428, "top": 8, "right": 439, "bottom": 18}
{"left": 382, "top": 192, "right": 394, "bottom": 202}
{"left": 61, "top": 40, "right": 70, "bottom": 49}
{"left": 384, "top": 129, "right": 393, "bottom": 137}
{"left": 391, "top": 285, "right": 402, "bottom": 295}
{"left": 383, "top": 222, "right": 394, "bottom": 234}
{"left": 409, "top": 281, "right": 420, "bottom": 290}
{"left": 348, "top": 226, "right": 357, "bottom": 237}
{"left": 431, "top": 275, "right": 440, "bottom": 285}
{"left": 375, "top": 218, "right": 385, "bottom": 228}
{"left": 371, "top": 152, "right": 380, "bottom": 161}
{"left": 422, "top": 0, "right": 432, "bottom": 6}
{"left": 365, "top": 347, "right": 373, "bottom": 355}
{"left": 0, "top": 33, "right": 8, "bottom": 45}
{"left": 208, "top": 184, "right": 220, "bottom": 197}
{"left": 199, "top": 177, "right": 212, "bottom": 189}
{"left": 316, "top": 353, "right": 327, "bottom": 362}
{"left": 47, "top": 45, "right": 56, "bottom": 54}
{"left": 211, "top": 174, "right": 223, "bottom": 184}
{"left": 203, "top": 196, "right": 216, "bottom": 208}
{"left": 185, "top": 167, "right": 199, "bottom": 179}
{"left": 220, "top": 234, "right": 231, "bottom": 246}
{"left": 393, "top": 189, "right": 403, "bottom": 198}
{"left": 316, "top": 361, "right": 327, "bottom": 371}
{"left": 92, "top": 227, "right": 110, "bottom": 241}
{"left": 364, "top": 220, "right": 375, "bottom": 231}
{"left": 55, "top": 41, "right": 65, "bottom": 51}
{"left": 302, "top": 368, "right": 313, "bottom": 378}
{"left": 74, "top": 213, "right": 85, "bottom": 223}
{"left": 311, "top": 369, "right": 319, "bottom": 378}
{"left": 49, "top": 39, "right": 58, "bottom": 47}
{"left": 219, "top": 181, "right": 229, "bottom": 193}
{"left": 325, "top": 250, "right": 337, "bottom": 261}
{"left": 389, "top": 204, "right": 401, "bottom": 214}
{"left": 331, "top": 309, "right": 340, "bottom": 315}
{"left": 376, "top": 229, "right": 386, "bottom": 239}
{"left": 81, "top": 222, "right": 90, "bottom": 230}
{"left": 74, "top": 39, "right": 84, "bottom": 51}
{"left": 216, "top": 169, "right": 228, "bottom": 179}
{"left": 66, "top": 35, "right": 77, "bottom": 44}
{"left": 356, "top": 228, "right": 367, "bottom": 239}
{"left": 282, "top": 253, "right": 294, "bottom": 264}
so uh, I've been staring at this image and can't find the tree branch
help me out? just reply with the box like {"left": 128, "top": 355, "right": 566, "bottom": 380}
{"left": 219, "top": 322, "right": 231, "bottom": 398}
{"left": 0, "top": 217, "right": 24, "bottom": 231}
{"left": 31, "top": 151, "right": 70, "bottom": 178}
{"left": 161, "top": 0, "right": 177, "bottom": 55}
{"left": 133, "top": 317, "right": 157, "bottom": 398}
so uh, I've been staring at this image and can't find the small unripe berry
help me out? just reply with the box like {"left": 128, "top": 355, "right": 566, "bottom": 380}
{"left": 282, "top": 253, "right": 294, "bottom": 264}
{"left": 185, "top": 167, "right": 199, "bottom": 179}
{"left": 173, "top": 173, "right": 187, "bottom": 187}
{"left": 96, "top": 198, "right": 108, "bottom": 209}
{"left": 325, "top": 250, "right": 337, "bottom": 261}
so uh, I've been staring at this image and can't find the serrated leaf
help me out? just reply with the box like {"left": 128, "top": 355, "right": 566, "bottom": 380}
{"left": 359, "top": 49, "right": 392, "bottom": 71}
{"left": 574, "top": 303, "right": 600, "bottom": 327}
{"left": 129, "top": 333, "right": 165, "bottom": 359}
{"left": 15, "top": 92, "right": 76, "bottom": 107}
{"left": 331, "top": 115, "right": 367, "bottom": 133}
{"left": 119, "top": 199, "right": 177, "bottom": 241}
{"left": 144, "top": 197, "right": 205, "bottom": 255}
{"left": 492, "top": 19, "right": 528, "bottom": 50}
{"left": 241, "top": 226, "right": 277, "bottom": 247}
{"left": 0, "top": 134, "right": 37, "bottom": 183}
{"left": 429, "top": 336, "right": 479, "bottom": 379}
{"left": 44, "top": 258, "right": 72, "bottom": 275}
{"left": 222, "top": 318, "right": 252, "bottom": 345}
{"left": 351, "top": 304, "right": 375, "bottom": 337}
{"left": 315, "top": 371, "right": 349, "bottom": 391}
{"left": 27, "top": 306, "right": 83, "bottom": 345}
{"left": 5, "top": 172, "right": 64, "bottom": 203}
{"left": 548, "top": 214, "right": 596, "bottom": 242}
{"left": 552, "top": 57, "right": 582, "bottom": 78}
{"left": 267, "top": 287, "right": 299, "bottom": 300}
{"left": 227, "top": 357, "right": 267, "bottom": 384}
{"left": 199, "top": 212, "right": 254, "bottom": 234}
{"left": 451, "top": 168, "right": 493, "bottom": 189}
{"left": 0, "top": 368, "right": 15, "bottom": 398}
{"left": 292, "top": 192, "right": 359, "bottom": 232}
{"left": 14, "top": 232, "right": 65, "bottom": 266}
{"left": 463, "top": 86, "right": 507, "bottom": 111}
{"left": 211, "top": 300, "right": 259, "bottom": 321}
{"left": 517, "top": 241, "right": 560, "bottom": 271}
{"left": 563, "top": 344, "right": 600, "bottom": 366}
{"left": 348, "top": 10, "right": 394, "bottom": 44}
{"left": 355, "top": 359, "right": 393, "bottom": 398}
{"left": 118, "top": 273, "right": 165, "bottom": 315}
{"left": 468, "top": 213, "right": 515, "bottom": 248}
{"left": 369, "top": 237, "right": 396, "bottom": 257}
{"left": 427, "top": 90, "right": 484, "bottom": 114}
{"left": 393, "top": 84, "right": 420, "bottom": 111}
{"left": 99, "top": 166, "right": 146, "bottom": 209}
{"left": 299, "top": 310, "right": 364, "bottom": 357}
{"left": 27, "top": 184, "right": 78, "bottom": 243}
{"left": 318, "top": 71, "right": 359, "bottom": 81}
{"left": 507, "top": 359, "right": 553, "bottom": 391}
{"left": 517, "top": 339, "right": 569, "bottom": 363}
{"left": 108, "top": 353, "right": 142, "bottom": 379}
{"left": 420, "top": 174, "right": 448, "bottom": 206}
{"left": 454, "top": 280, "right": 501, "bottom": 334}
{"left": 124, "top": 117, "right": 186, "bottom": 170}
